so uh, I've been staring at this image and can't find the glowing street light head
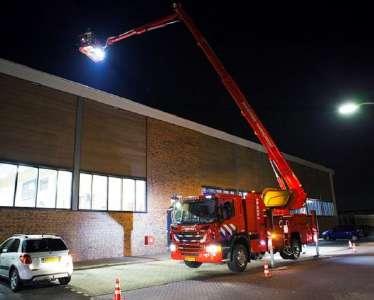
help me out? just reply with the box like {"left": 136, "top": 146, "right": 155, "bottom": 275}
{"left": 338, "top": 102, "right": 359, "bottom": 115}
{"left": 79, "top": 30, "right": 106, "bottom": 62}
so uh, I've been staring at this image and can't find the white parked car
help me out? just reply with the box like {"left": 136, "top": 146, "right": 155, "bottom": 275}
{"left": 0, "top": 234, "right": 73, "bottom": 292}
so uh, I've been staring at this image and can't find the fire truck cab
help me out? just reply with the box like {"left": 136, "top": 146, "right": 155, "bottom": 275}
{"left": 170, "top": 193, "right": 316, "bottom": 272}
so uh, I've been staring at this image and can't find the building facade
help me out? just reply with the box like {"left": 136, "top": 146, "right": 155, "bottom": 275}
{"left": 0, "top": 59, "right": 337, "bottom": 261}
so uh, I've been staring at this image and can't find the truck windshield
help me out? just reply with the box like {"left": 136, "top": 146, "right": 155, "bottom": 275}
{"left": 173, "top": 198, "right": 217, "bottom": 224}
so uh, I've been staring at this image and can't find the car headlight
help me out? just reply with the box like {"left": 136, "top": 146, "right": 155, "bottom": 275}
{"left": 205, "top": 244, "right": 221, "bottom": 256}
{"left": 169, "top": 243, "right": 177, "bottom": 252}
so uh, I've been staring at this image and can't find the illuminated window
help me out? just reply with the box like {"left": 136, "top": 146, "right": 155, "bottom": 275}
{"left": 79, "top": 173, "right": 92, "bottom": 209}
{"left": 0, "top": 163, "right": 17, "bottom": 206}
{"left": 56, "top": 171, "right": 72, "bottom": 209}
{"left": 37, "top": 169, "right": 57, "bottom": 208}
{"left": 78, "top": 172, "right": 147, "bottom": 212}
{"left": 92, "top": 175, "right": 107, "bottom": 210}
{"left": 108, "top": 177, "right": 122, "bottom": 211}
{"left": 0, "top": 162, "right": 72, "bottom": 209}
{"left": 293, "top": 199, "right": 335, "bottom": 216}
{"left": 135, "top": 180, "right": 146, "bottom": 212}
{"left": 123, "top": 179, "right": 135, "bottom": 211}
{"left": 15, "top": 166, "right": 38, "bottom": 207}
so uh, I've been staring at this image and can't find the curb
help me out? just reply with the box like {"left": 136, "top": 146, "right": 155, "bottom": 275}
{"left": 74, "top": 255, "right": 170, "bottom": 271}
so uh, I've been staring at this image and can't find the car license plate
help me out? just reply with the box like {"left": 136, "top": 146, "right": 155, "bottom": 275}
{"left": 184, "top": 256, "right": 196, "bottom": 262}
{"left": 42, "top": 256, "right": 60, "bottom": 263}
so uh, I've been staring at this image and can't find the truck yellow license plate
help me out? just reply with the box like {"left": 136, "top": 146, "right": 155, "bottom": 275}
{"left": 185, "top": 256, "right": 196, "bottom": 262}
{"left": 43, "top": 257, "right": 60, "bottom": 263}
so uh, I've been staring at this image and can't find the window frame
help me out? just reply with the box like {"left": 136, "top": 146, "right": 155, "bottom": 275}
{"left": 36, "top": 168, "right": 58, "bottom": 209}
{"left": 108, "top": 176, "right": 123, "bottom": 211}
{"left": 79, "top": 170, "right": 147, "bottom": 213}
{"left": 303, "top": 198, "right": 335, "bottom": 216}
{"left": 7, "top": 238, "right": 20, "bottom": 253}
{"left": 0, "top": 238, "right": 14, "bottom": 253}
{"left": 0, "top": 160, "right": 148, "bottom": 213}
{"left": 0, "top": 159, "right": 73, "bottom": 211}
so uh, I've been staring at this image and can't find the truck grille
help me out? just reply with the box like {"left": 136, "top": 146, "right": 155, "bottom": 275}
{"left": 175, "top": 232, "right": 205, "bottom": 256}
{"left": 175, "top": 233, "right": 204, "bottom": 243}
{"left": 179, "top": 244, "right": 202, "bottom": 256}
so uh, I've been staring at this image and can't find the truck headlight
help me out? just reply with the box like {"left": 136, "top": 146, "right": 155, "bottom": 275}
{"left": 170, "top": 243, "right": 177, "bottom": 252}
{"left": 206, "top": 244, "right": 221, "bottom": 256}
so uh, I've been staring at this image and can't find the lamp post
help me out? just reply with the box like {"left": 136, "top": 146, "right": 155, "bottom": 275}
{"left": 338, "top": 101, "right": 374, "bottom": 116}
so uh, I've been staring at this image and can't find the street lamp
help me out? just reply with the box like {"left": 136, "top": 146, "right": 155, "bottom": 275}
{"left": 338, "top": 101, "right": 374, "bottom": 116}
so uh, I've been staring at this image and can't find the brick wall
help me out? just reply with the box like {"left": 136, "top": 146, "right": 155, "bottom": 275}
{"left": 0, "top": 208, "right": 133, "bottom": 261}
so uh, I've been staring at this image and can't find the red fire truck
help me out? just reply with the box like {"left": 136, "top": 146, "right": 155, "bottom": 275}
{"left": 170, "top": 194, "right": 317, "bottom": 272}
{"left": 79, "top": 4, "right": 319, "bottom": 272}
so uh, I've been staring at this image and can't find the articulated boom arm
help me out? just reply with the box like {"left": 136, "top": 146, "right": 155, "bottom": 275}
{"left": 100, "top": 4, "right": 307, "bottom": 210}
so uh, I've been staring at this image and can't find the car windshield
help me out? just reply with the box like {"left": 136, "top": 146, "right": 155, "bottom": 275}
{"left": 22, "top": 238, "right": 68, "bottom": 252}
{"left": 172, "top": 198, "right": 217, "bottom": 224}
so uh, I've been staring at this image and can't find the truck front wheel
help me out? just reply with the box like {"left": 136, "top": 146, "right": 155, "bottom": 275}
{"left": 228, "top": 244, "right": 248, "bottom": 272}
{"left": 184, "top": 261, "right": 202, "bottom": 268}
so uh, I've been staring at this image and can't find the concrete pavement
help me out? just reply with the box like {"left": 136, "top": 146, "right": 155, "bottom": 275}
{"left": 0, "top": 239, "right": 372, "bottom": 299}
{"left": 95, "top": 242, "right": 374, "bottom": 300}
{"left": 69, "top": 240, "right": 350, "bottom": 297}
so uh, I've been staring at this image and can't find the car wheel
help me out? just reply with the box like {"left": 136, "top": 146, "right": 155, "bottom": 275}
{"left": 184, "top": 261, "right": 202, "bottom": 268}
{"left": 228, "top": 243, "right": 248, "bottom": 272}
{"left": 9, "top": 268, "right": 22, "bottom": 292}
{"left": 58, "top": 276, "right": 71, "bottom": 285}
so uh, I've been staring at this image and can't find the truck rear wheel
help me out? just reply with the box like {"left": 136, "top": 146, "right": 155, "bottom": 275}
{"left": 280, "top": 237, "right": 301, "bottom": 260}
{"left": 228, "top": 244, "right": 248, "bottom": 272}
{"left": 184, "top": 261, "right": 202, "bottom": 268}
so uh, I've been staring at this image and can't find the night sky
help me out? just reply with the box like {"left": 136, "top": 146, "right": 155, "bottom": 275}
{"left": 1, "top": 1, "right": 373, "bottom": 212}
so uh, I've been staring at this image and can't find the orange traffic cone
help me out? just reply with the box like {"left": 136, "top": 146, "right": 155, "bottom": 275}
{"left": 113, "top": 278, "right": 122, "bottom": 300}
{"left": 352, "top": 243, "right": 356, "bottom": 253}
{"left": 264, "top": 261, "right": 271, "bottom": 278}
{"left": 348, "top": 240, "right": 352, "bottom": 249}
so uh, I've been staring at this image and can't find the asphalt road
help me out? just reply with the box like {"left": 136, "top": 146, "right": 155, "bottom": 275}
{"left": 1, "top": 239, "right": 373, "bottom": 300}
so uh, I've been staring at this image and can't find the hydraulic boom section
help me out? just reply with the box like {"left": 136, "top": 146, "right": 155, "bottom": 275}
{"left": 79, "top": 3, "right": 307, "bottom": 210}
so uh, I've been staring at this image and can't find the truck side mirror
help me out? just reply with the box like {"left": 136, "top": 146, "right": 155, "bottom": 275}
{"left": 221, "top": 202, "right": 234, "bottom": 220}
